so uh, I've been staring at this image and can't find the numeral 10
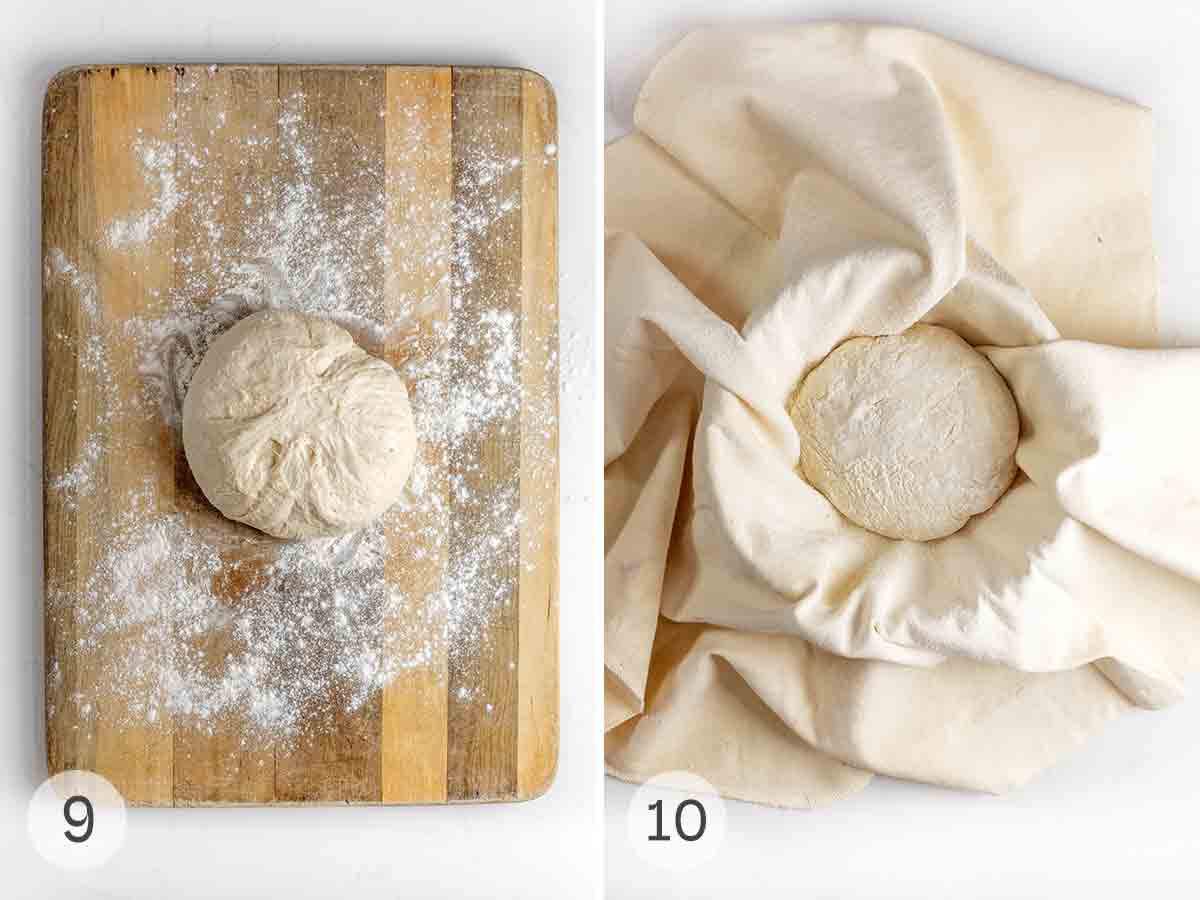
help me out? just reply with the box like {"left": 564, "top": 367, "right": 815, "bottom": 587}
{"left": 647, "top": 798, "right": 707, "bottom": 842}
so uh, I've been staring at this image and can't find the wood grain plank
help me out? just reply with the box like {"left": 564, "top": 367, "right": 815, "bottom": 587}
{"left": 517, "top": 72, "right": 560, "bottom": 799}
{"left": 57, "top": 70, "right": 109, "bottom": 785}
{"left": 445, "top": 68, "right": 524, "bottom": 802}
{"left": 42, "top": 68, "right": 86, "bottom": 781}
{"left": 271, "top": 66, "right": 386, "bottom": 804}
{"left": 81, "top": 66, "right": 177, "bottom": 806}
{"left": 169, "top": 64, "right": 280, "bottom": 806}
{"left": 379, "top": 66, "right": 453, "bottom": 804}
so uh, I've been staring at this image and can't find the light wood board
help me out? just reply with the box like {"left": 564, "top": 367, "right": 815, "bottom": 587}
{"left": 42, "top": 64, "right": 558, "bottom": 805}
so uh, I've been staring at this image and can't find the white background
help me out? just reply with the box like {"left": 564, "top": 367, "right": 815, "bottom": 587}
{"left": 2, "top": 2, "right": 602, "bottom": 898}
{"left": 607, "top": 1, "right": 1200, "bottom": 897}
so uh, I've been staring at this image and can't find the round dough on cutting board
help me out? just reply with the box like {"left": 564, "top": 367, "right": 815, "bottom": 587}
{"left": 182, "top": 309, "right": 417, "bottom": 539}
{"left": 787, "top": 324, "right": 1019, "bottom": 541}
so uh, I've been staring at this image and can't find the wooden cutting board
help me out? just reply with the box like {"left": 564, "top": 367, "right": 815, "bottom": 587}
{"left": 42, "top": 64, "right": 558, "bottom": 805}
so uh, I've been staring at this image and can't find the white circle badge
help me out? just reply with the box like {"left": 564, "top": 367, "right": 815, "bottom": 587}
{"left": 626, "top": 770, "right": 728, "bottom": 872}
{"left": 27, "top": 770, "right": 128, "bottom": 870}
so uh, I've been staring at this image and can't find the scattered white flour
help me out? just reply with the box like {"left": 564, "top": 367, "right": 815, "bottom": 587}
{"left": 47, "top": 434, "right": 101, "bottom": 507}
{"left": 43, "top": 70, "right": 558, "bottom": 744}
{"left": 44, "top": 248, "right": 98, "bottom": 317}
{"left": 105, "top": 137, "right": 182, "bottom": 249}
{"left": 54, "top": 510, "right": 437, "bottom": 739}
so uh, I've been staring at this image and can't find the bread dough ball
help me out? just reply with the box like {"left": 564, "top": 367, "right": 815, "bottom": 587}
{"left": 787, "top": 324, "right": 1018, "bottom": 541}
{"left": 183, "top": 309, "right": 417, "bottom": 539}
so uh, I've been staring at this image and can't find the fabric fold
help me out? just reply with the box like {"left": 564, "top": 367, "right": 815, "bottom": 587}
{"left": 986, "top": 341, "right": 1200, "bottom": 585}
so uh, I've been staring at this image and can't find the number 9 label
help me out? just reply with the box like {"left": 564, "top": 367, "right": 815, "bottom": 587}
{"left": 28, "top": 771, "right": 127, "bottom": 869}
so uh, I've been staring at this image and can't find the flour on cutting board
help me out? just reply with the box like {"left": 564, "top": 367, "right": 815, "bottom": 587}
{"left": 43, "top": 76, "right": 558, "bottom": 744}
{"left": 59, "top": 509, "right": 436, "bottom": 739}
{"left": 105, "top": 138, "right": 182, "bottom": 249}
{"left": 45, "top": 248, "right": 98, "bottom": 317}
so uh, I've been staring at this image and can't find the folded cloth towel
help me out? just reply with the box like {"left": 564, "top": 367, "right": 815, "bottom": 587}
{"left": 605, "top": 23, "right": 1200, "bottom": 808}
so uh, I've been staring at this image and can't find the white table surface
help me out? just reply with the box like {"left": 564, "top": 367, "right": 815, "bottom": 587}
{"left": 606, "top": 1, "right": 1200, "bottom": 897}
{"left": 2, "top": 2, "right": 602, "bottom": 898}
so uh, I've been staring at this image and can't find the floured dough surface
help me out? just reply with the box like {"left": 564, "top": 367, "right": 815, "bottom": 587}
{"left": 788, "top": 324, "right": 1018, "bottom": 541}
{"left": 183, "top": 309, "right": 417, "bottom": 539}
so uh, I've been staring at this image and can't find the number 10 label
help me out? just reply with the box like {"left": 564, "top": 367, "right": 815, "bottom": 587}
{"left": 626, "top": 771, "right": 727, "bottom": 872}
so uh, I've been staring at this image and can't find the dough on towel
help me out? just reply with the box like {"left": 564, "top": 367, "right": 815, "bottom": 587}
{"left": 183, "top": 309, "right": 417, "bottom": 539}
{"left": 787, "top": 324, "right": 1018, "bottom": 541}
